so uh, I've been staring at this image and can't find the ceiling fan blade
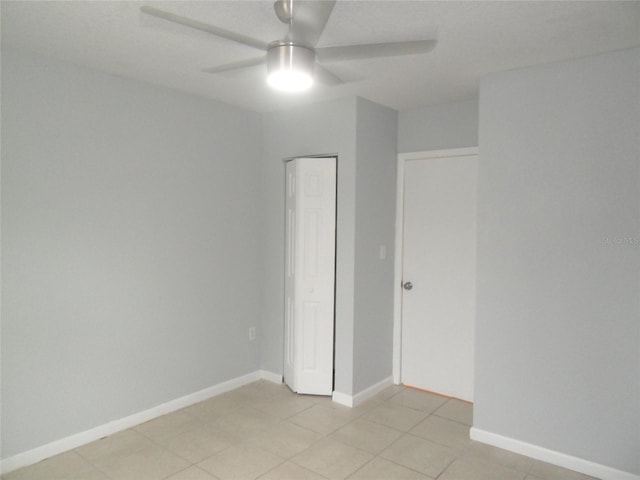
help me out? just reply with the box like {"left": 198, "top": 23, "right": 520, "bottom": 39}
{"left": 314, "top": 64, "right": 344, "bottom": 86}
{"left": 140, "top": 6, "right": 269, "bottom": 51}
{"left": 203, "top": 56, "right": 266, "bottom": 74}
{"left": 316, "top": 39, "right": 437, "bottom": 62}
{"left": 287, "top": 0, "right": 336, "bottom": 47}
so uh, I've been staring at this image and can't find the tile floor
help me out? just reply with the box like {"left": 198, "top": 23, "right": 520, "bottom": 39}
{"left": 3, "top": 381, "right": 598, "bottom": 480}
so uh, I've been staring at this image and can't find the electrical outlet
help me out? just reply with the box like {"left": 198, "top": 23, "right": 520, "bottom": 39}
{"left": 249, "top": 326, "right": 256, "bottom": 341}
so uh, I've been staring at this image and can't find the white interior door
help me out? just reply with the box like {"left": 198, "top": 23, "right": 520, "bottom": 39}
{"left": 284, "top": 157, "right": 336, "bottom": 395}
{"left": 400, "top": 152, "right": 477, "bottom": 401}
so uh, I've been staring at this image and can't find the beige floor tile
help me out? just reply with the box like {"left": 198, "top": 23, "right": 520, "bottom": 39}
{"left": 93, "top": 444, "right": 190, "bottom": 480}
{"left": 134, "top": 410, "right": 200, "bottom": 442}
{"left": 438, "top": 457, "right": 525, "bottom": 480}
{"left": 528, "top": 460, "right": 599, "bottom": 480}
{"left": 342, "top": 400, "right": 379, "bottom": 418}
{"left": 165, "top": 466, "right": 220, "bottom": 480}
{"left": 315, "top": 397, "right": 363, "bottom": 415}
{"left": 292, "top": 438, "right": 373, "bottom": 479}
{"left": 184, "top": 393, "right": 246, "bottom": 421}
{"left": 158, "top": 425, "right": 239, "bottom": 463}
{"left": 257, "top": 462, "right": 327, "bottom": 480}
{"left": 363, "top": 404, "right": 429, "bottom": 432}
{"left": 409, "top": 415, "right": 472, "bottom": 450}
{"left": 289, "top": 404, "right": 358, "bottom": 435}
{"left": 331, "top": 418, "right": 403, "bottom": 454}
{"left": 75, "top": 429, "right": 155, "bottom": 463}
{"left": 5, "top": 383, "right": 599, "bottom": 480}
{"left": 225, "top": 381, "right": 289, "bottom": 405}
{"left": 339, "top": 386, "right": 405, "bottom": 414}
{"left": 249, "top": 421, "right": 323, "bottom": 458}
{"left": 373, "top": 385, "right": 406, "bottom": 401}
{"left": 347, "top": 457, "right": 433, "bottom": 479}
{"left": 72, "top": 469, "right": 112, "bottom": 480}
{"left": 208, "top": 407, "right": 278, "bottom": 440}
{"left": 4, "top": 451, "right": 94, "bottom": 480}
{"left": 5, "top": 465, "right": 109, "bottom": 480}
{"left": 251, "top": 394, "right": 316, "bottom": 419}
{"left": 380, "top": 434, "right": 456, "bottom": 478}
{"left": 433, "top": 399, "right": 473, "bottom": 425}
{"left": 306, "top": 394, "right": 337, "bottom": 406}
{"left": 387, "top": 388, "right": 448, "bottom": 413}
{"left": 464, "top": 441, "right": 534, "bottom": 473}
{"left": 250, "top": 380, "right": 292, "bottom": 395}
{"left": 347, "top": 396, "right": 385, "bottom": 414}
{"left": 68, "top": 469, "right": 112, "bottom": 480}
{"left": 197, "top": 444, "right": 284, "bottom": 480}
{"left": 349, "top": 396, "right": 393, "bottom": 417}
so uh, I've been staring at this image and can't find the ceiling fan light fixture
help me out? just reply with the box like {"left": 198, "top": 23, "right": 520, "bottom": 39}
{"left": 267, "top": 43, "right": 314, "bottom": 92}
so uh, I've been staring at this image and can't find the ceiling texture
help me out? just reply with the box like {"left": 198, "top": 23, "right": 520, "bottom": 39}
{"left": 2, "top": 1, "right": 640, "bottom": 113}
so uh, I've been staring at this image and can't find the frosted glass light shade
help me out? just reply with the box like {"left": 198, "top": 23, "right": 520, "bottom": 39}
{"left": 267, "top": 70, "right": 313, "bottom": 91}
{"left": 267, "top": 43, "right": 314, "bottom": 92}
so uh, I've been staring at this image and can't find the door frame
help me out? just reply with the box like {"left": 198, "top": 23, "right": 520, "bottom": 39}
{"left": 392, "top": 147, "right": 479, "bottom": 384}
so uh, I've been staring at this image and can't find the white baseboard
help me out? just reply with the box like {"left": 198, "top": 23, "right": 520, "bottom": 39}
{"left": 353, "top": 376, "right": 394, "bottom": 406}
{"left": 332, "top": 391, "right": 353, "bottom": 407}
{"left": 0, "top": 370, "right": 265, "bottom": 475}
{"left": 332, "top": 376, "right": 394, "bottom": 408}
{"left": 470, "top": 427, "right": 639, "bottom": 480}
{"left": 259, "top": 370, "right": 283, "bottom": 384}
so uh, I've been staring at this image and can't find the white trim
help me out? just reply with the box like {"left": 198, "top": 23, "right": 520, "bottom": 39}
{"left": 398, "top": 147, "right": 479, "bottom": 163}
{"left": 332, "top": 376, "right": 394, "bottom": 408}
{"left": 392, "top": 147, "right": 479, "bottom": 385}
{"left": 392, "top": 150, "right": 405, "bottom": 384}
{"left": 259, "top": 370, "right": 283, "bottom": 384}
{"left": 352, "top": 376, "right": 394, "bottom": 406}
{"left": 470, "top": 428, "right": 639, "bottom": 480}
{"left": 331, "top": 391, "right": 353, "bottom": 407}
{"left": 0, "top": 371, "right": 263, "bottom": 475}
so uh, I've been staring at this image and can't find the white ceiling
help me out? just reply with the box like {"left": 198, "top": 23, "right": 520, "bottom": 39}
{"left": 2, "top": 1, "right": 639, "bottom": 113}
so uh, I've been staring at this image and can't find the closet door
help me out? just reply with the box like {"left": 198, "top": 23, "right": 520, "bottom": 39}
{"left": 284, "top": 157, "right": 336, "bottom": 395}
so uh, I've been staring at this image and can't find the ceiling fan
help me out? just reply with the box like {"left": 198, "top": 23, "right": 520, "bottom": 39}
{"left": 140, "top": 0, "right": 437, "bottom": 92}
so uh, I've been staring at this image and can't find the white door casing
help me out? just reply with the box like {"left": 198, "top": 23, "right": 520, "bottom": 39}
{"left": 393, "top": 148, "right": 478, "bottom": 401}
{"left": 284, "top": 157, "right": 336, "bottom": 395}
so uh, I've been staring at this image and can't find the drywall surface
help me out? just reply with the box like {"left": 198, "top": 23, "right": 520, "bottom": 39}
{"left": 398, "top": 99, "right": 478, "bottom": 153}
{"left": 261, "top": 98, "right": 358, "bottom": 396}
{"left": 1, "top": 48, "right": 263, "bottom": 458}
{"left": 260, "top": 97, "right": 399, "bottom": 399}
{"left": 475, "top": 48, "right": 640, "bottom": 474}
{"left": 353, "top": 98, "right": 397, "bottom": 393}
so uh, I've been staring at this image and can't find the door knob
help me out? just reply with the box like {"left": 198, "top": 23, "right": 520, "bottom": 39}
{"left": 403, "top": 281, "right": 413, "bottom": 291}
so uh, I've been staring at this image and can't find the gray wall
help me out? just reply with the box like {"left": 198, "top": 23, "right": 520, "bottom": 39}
{"left": 2, "top": 47, "right": 399, "bottom": 461}
{"left": 475, "top": 48, "right": 640, "bottom": 474}
{"left": 260, "top": 98, "right": 358, "bottom": 396}
{"left": 1, "top": 49, "right": 263, "bottom": 458}
{"left": 353, "top": 98, "right": 398, "bottom": 393}
{"left": 260, "top": 97, "right": 398, "bottom": 397}
{"left": 398, "top": 99, "right": 478, "bottom": 153}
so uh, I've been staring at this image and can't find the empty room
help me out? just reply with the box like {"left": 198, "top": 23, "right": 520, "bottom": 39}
{"left": 1, "top": 1, "right": 639, "bottom": 479}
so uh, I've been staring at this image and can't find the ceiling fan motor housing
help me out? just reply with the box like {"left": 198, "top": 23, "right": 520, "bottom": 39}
{"left": 267, "top": 43, "right": 316, "bottom": 91}
{"left": 267, "top": 43, "right": 315, "bottom": 74}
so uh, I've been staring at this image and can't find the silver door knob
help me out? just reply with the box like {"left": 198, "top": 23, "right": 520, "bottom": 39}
{"left": 403, "top": 281, "right": 413, "bottom": 290}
